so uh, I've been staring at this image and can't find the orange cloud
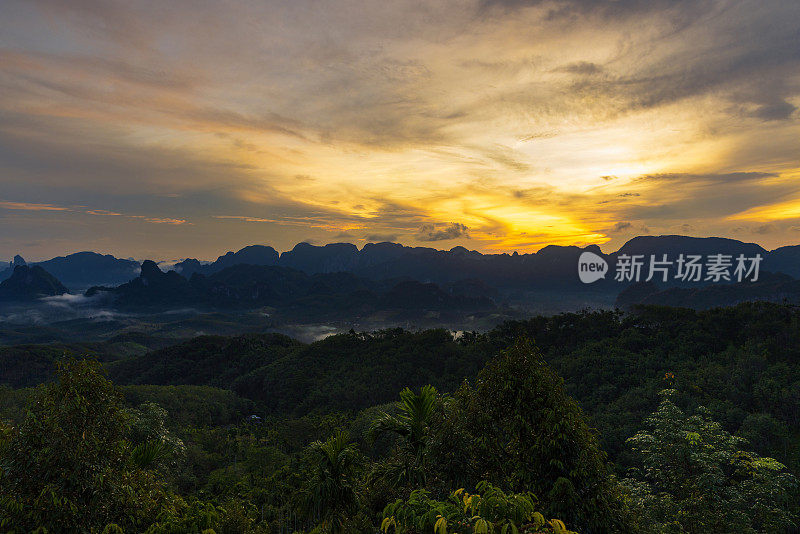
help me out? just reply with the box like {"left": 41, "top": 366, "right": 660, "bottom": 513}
{"left": 0, "top": 200, "right": 70, "bottom": 211}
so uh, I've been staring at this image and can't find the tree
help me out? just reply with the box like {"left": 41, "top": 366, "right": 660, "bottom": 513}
{"left": 0, "top": 359, "right": 168, "bottom": 532}
{"left": 299, "top": 430, "right": 363, "bottom": 533}
{"left": 623, "top": 389, "right": 798, "bottom": 533}
{"left": 427, "top": 338, "right": 634, "bottom": 533}
{"left": 127, "top": 401, "right": 186, "bottom": 479}
{"left": 368, "top": 385, "right": 440, "bottom": 487}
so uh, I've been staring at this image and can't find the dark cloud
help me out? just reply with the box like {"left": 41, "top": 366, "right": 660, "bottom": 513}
{"left": 364, "top": 234, "right": 399, "bottom": 242}
{"left": 527, "top": 4, "right": 800, "bottom": 124}
{"left": 416, "top": 223, "right": 470, "bottom": 241}
{"left": 613, "top": 221, "right": 633, "bottom": 231}
{"left": 751, "top": 100, "right": 797, "bottom": 121}
{"left": 0, "top": 112, "right": 264, "bottom": 197}
{"left": 557, "top": 61, "right": 603, "bottom": 75}
{"left": 480, "top": 0, "right": 707, "bottom": 18}
{"left": 753, "top": 224, "right": 776, "bottom": 235}
{"left": 634, "top": 172, "right": 776, "bottom": 184}
{"left": 620, "top": 172, "right": 799, "bottom": 223}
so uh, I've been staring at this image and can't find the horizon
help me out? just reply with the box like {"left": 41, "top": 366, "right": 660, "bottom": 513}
{"left": 2, "top": 232, "right": 790, "bottom": 265}
{"left": 2, "top": 1, "right": 800, "bottom": 260}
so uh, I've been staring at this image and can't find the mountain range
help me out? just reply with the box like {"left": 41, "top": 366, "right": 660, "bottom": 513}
{"left": 84, "top": 260, "right": 499, "bottom": 321}
{"left": 4, "top": 235, "right": 800, "bottom": 311}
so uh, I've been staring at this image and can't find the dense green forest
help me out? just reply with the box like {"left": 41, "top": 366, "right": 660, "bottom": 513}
{"left": 1, "top": 302, "right": 799, "bottom": 532}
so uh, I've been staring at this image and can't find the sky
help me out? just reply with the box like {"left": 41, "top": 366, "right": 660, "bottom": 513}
{"left": 1, "top": 0, "right": 799, "bottom": 262}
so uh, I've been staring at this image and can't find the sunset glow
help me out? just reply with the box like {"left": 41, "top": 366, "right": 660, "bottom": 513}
{"left": 1, "top": 0, "right": 799, "bottom": 260}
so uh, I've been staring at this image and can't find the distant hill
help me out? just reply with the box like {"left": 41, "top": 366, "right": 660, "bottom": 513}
{"left": 87, "top": 260, "right": 499, "bottom": 320}
{"left": 174, "top": 245, "right": 279, "bottom": 277}
{"left": 0, "top": 255, "right": 27, "bottom": 281}
{"left": 106, "top": 329, "right": 495, "bottom": 417}
{"left": 762, "top": 245, "right": 800, "bottom": 279}
{"left": 0, "top": 252, "right": 139, "bottom": 289}
{"left": 87, "top": 259, "right": 196, "bottom": 306}
{"left": 0, "top": 265, "right": 68, "bottom": 301}
{"left": 615, "top": 272, "right": 800, "bottom": 309}
{"left": 613, "top": 235, "right": 766, "bottom": 258}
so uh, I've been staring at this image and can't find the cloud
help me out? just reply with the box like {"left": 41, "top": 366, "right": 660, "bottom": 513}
{"left": 0, "top": 200, "right": 69, "bottom": 211}
{"left": 85, "top": 209, "right": 125, "bottom": 216}
{"left": 477, "top": 0, "right": 726, "bottom": 34}
{"left": 634, "top": 172, "right": 776, "bottom": 184}
{"left": 616, "top": 172, "right": 799, "bottom": 223}
{"left": 142, "top": 217, "right": 189, "bottom": 225}
{"left": 752, "top": 224, "right": 776, "bottom": 235}
{"left": 476, "top": 144, "right": 531, "bottom": 172}
{"left": 1, "top": 196, "right": 192, "bottom": 226}
{"left": 613, "top": 221, "right": 633, "bottom": 231}
{"left": 416, "top": 223, "right": 470, "bottom": 241}
{"left": 364, "top": 233, "right": 399, "bottom": 242}
{"left": 557, "top": 61, "right": 603, "bottom": 75}
{"left": 751, "top": 100, "right": 797, "bottom": 121}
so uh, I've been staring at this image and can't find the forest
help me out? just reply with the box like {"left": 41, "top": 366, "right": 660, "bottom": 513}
{"left": 1, "top": 301, "right": 798, "bottom": 533}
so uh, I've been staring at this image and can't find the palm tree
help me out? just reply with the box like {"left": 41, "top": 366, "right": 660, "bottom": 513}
{"left": 368, "top": 384, "right": 439, "bottom": 487}
{"left": 301, "top": 430, "right": 360, "bottom": 533}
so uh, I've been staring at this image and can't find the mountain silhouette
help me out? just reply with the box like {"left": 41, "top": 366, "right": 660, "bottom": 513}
{"left": 613, "top": 235, "right": 766, "bottom": 258}
{"left": 615, "top": 271, "right": 800, "bottom": 309}
{"left": 0, "top": 265, "right": 69, "bottom": 301}
{"left": 0, "top": 252, "right": 139, "bottom": 289}
{"left": 174, "top": 245, "right": 279, "bottom": 278}
{"left": 86, "top": 260, "right": 197, "bottom": 306}
{"left": 87, "top": 260, "right": 497, "bottom": 320}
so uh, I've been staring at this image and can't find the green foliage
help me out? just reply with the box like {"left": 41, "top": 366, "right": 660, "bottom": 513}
{"left": 0, "top": 359, "right": 168, "bottom": 532}
{"left": 485, "top": 304, "right": 800, "bottom": 475}
{"left": 108, "top": 329, "right": 495, "bottom": 418}
{"left": 107, "top": 333, "right": 301, "bottom": 392}
{"left": 427, "top": 339, "right": 633, "bottom": 533}
{"left": 126, "top": 401, "right": 185, "bottom": 477}
{"left": 2, "top": 302, "right": 800, "bottom": 534}
{"left": 381, "top": 481, "right": 576, "bottom": 534}
{"left": 0, "top": 385, "right": 31, "bottom": 423}
{"left": 121, "top": 384, "right": 251, "bottom": 427}
{"left": 131, "top": 439, "right": 174, "bottom": 470}
{"left": 369, "top": 385, "right": 440, "bottom": 487}
{"left": 144, "top": 497, "right": 270, "bottom": 534}
{"left": 298, "top": 431, "right": 363, "bottom": 533}
{"left": 0, "top": 341, "right": 146, "bottom": 389}
{"left": 623, "top": 389, "right": 798, "bottom": 533}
